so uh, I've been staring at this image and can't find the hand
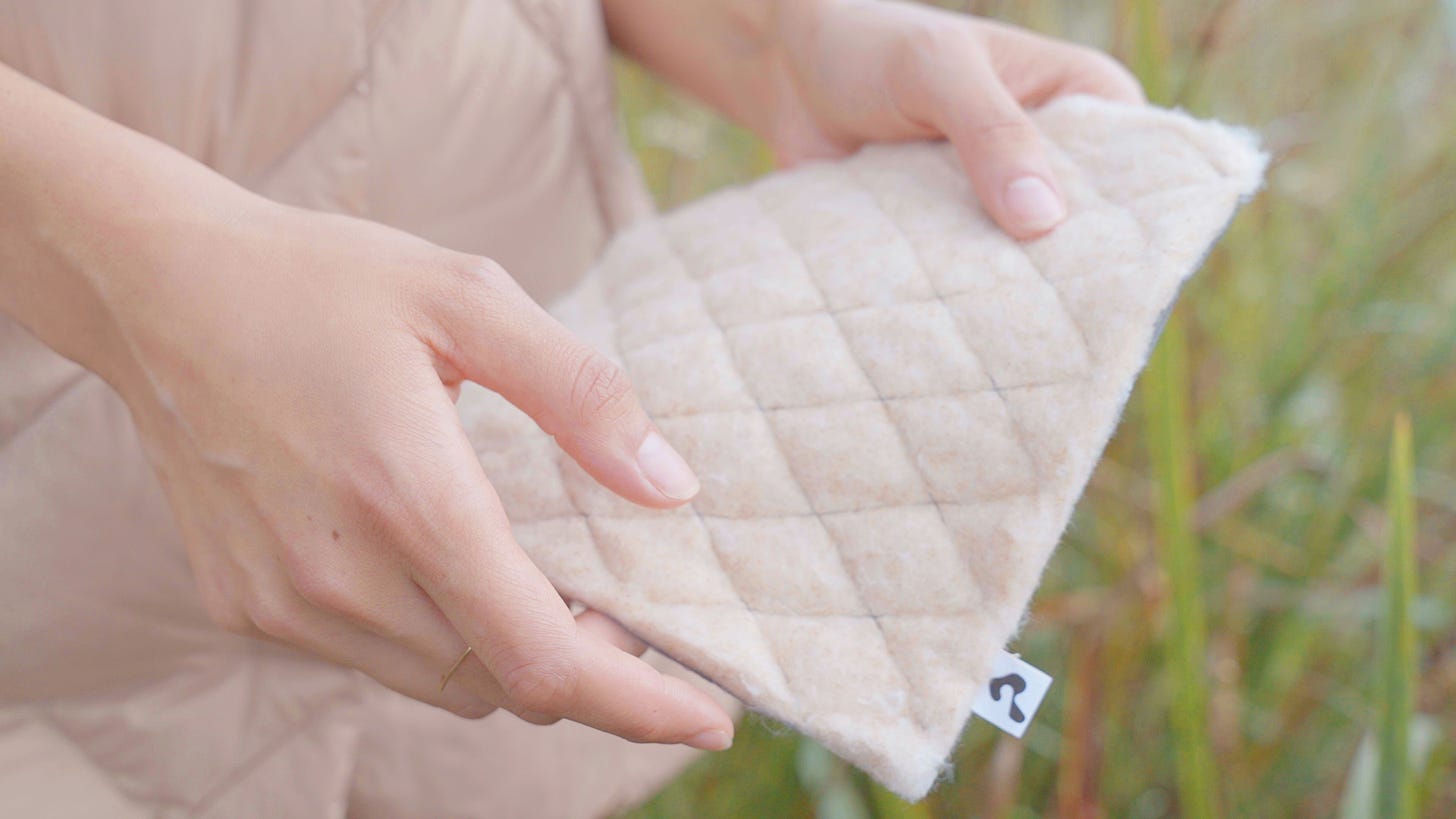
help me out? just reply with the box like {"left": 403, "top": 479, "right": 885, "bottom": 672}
{"left": 99, "top": 194, "right": 733, "bottom": 748}
{"left": 770, "top": 0, "right": 1144, "bottom": 238}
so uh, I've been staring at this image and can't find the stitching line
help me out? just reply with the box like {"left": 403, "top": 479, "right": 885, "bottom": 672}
{"left": 732, "top": 184, "right": 935, "bottom": 730}
{"left": 539, "top": 270, "right": 803, "bottom": 713}
{"left": 512, "top": 141, "right": 1169, "bottom": 731}
{"left": 650, "top": 224, "right": 818, "bottom": 714}
{"left": 640, "top": 381, "right": 1071, "bottom": 419}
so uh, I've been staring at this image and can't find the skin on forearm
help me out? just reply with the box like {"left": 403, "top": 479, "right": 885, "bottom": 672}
{"left": 602, "top": 0, "right": 821, "bottom": 140}
{"left": 0, "top": 62, "right": 250, "bottom": 392}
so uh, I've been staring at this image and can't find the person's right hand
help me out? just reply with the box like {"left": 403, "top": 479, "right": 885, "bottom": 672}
{"left": 88, "top": 189, "right": 734, "bottom": 749}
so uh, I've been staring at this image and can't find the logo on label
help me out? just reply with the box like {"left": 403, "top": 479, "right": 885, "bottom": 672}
{"left": 971, "top": 651, "right": 1053, "bottom": 738}
{"left": 988, "top": 673, "right": 1029, "bottom": 723}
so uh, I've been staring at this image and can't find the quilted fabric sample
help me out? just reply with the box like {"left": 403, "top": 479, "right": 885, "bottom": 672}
{"left": 457, "top": 96, "right": 1266, "bottom": 800}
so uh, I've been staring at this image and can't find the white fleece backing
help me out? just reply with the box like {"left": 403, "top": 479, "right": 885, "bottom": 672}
{"left": 458, "top": 96, "right": 1266, "bottom": 800}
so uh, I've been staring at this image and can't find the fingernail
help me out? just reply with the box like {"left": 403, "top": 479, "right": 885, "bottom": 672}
{"left": 636, "top": 431, "right": 700, "bottom": 501}
{"left": 685, "top": 728, "right": 733, "bottom": 751}
{"left": 1003, "top": 176, "right": 1066, "bottom": 233}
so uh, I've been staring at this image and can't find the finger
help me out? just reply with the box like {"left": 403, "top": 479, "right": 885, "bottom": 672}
{"left": 288, "top": 551, "right": 508, "bottom": 704}
{"left": 576, "top": 609, "right": 649, "bottom": 657}
{"left": 401, "top": 425, "right": 732, "bottom": 747}
{"left": 431, "top": 260, "right": 698, "bottom": 509}
{"left": 496, "top": 610, "right": 651, "bottom": 726}
{"left": 887, "top": 28, "right": 1063, "bottom": 238}
{"left": 567, "top": 631, "right": 734, "bottom": 750}
{"left": 507, "top": 609, "right": 651, "bottom": 727}
{"left": 980, "top": 22, "right": 1145, "bottom": 106}
{"left": 1036, "top": 45, "right": 1144, "bottom": 104}
{"left": 244, "top": 581, "right": 495, "bottom": 719}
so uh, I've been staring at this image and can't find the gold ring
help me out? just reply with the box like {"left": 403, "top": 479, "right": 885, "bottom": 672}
{"left": 439, "top": 645, "right": 473, "bottom": 692}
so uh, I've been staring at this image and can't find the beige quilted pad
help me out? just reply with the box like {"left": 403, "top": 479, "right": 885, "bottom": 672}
{"left": 457, "top": 96, "right": 1266, "bottom": 800}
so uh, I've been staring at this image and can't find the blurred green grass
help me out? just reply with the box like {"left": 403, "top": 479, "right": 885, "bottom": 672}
{"left": 615, "top": 1, "right": 1456, "bottom": 816}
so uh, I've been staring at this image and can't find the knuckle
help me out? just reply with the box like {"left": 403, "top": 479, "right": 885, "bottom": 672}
{"left": 440, "top": 256, "right": 514, "bottom": 313}
{"left": 568, "top": 349, "right": 636, "bottom": 428}
{"left": 243, "top": 593, "right": 301, "bottom": 641}
{"left": 514, "top": 708, "right": 563, "bottom": 727}
{"left": 499, "top": 652, "right": 580, "bottom": 717}
{"left": 288, "top": 560, "right": 355, "bottom": 614}
{"left": 446, "top": 699, "right": 495, "bottom": 721}
{"left": 466, "top": 255, "right": 509, "bottom": 282}
{"left": 424, "top": 254, "right": 523, "bottom": 353}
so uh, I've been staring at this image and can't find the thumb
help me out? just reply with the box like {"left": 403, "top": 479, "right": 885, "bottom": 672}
{"left": 431, "top": 259, "right": 700, "bottom": 509}
{"left": 893, "top": 36, "right": 1067, "bottom": 239}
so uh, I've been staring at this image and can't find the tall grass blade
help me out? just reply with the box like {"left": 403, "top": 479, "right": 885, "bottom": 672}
{"left": 1377, "top": 413, "right": 1418, "bottom": 819}
{"left": 1142, "top": 316, "right": 1220, "bottom": 819}
{"left": 1125, "top": 0, "right": 1170, "bottom": 103}
{"left": 1125, "top": 1, "right": 1219, "bottom": 816}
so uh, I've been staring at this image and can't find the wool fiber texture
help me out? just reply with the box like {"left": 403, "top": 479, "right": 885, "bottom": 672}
{"left": 458, "top": 96, "right": 1267, "bottom": 800}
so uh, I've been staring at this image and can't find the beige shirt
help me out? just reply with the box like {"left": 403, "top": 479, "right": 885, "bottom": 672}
{"left": 0, "top": 3, "right": 707, "bottom": 816}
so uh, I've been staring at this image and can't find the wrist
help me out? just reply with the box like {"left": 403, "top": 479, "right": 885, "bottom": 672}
{"left": 0, "top": 63, "right": 266, "bottom": 395}
{"left": 6, "top": 162, "right": 261, "bottom": 394}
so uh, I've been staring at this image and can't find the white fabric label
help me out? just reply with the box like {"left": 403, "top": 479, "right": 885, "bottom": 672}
{"left": 971, "top": 651, "right": 1053, "bottom": 738}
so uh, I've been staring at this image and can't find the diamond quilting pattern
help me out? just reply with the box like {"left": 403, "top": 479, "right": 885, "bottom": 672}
{"left": 457, "top": 97, "right": 1265, "bottom": 800}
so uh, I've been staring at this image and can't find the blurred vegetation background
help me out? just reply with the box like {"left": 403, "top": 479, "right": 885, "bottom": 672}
{"left": 613, "top": 0, "right": 1456, "bottom": 816}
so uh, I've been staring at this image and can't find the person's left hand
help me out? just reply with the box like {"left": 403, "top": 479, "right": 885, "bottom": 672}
{"left": 768, "top": 0, "right": 1144, "bottom": 238}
